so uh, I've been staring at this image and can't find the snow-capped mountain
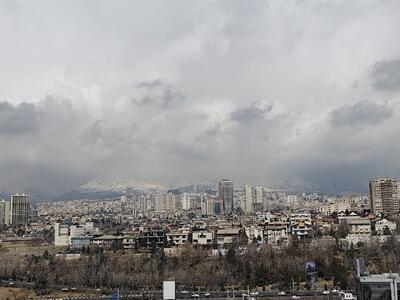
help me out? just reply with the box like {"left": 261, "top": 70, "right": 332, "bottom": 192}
{"left": 55, "top": 177, "right": 168, "bottom": 201}
{"left": 79, "top": 177, "right": 168, "bottom": 192}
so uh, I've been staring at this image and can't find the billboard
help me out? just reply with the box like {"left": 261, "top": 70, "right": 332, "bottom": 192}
{"left": 306, "top": 261, "right": 317, "bottom": 286}
{"left": 356, "top": 258, "right": 365, "bottom": 277}
{"left": 163, "top": 281, "right": 176, "bottom": 300}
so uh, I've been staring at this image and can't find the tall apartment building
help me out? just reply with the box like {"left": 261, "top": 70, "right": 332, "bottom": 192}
{"left": 181, "top": 193, "right": 192, "bottom": 210}
{"left": 10, "top": 194, "right": 30, "bottom": 225}
{"left": 0, "top": 199, "right": 11, "bottom": 225}
{"left": 369, "top": 178, "right": 400, "bottom": 214}
{"left": 254, "top": 186, "right": 263, "bottom": 203}
{"left": 201, "top": 196, "right": 215, "bottom": 215}
{"left": 244, "top": 185, "right": 253, "bottom": 213}
{"left": 219, "top": 179, "right": 234, "bottom": 214}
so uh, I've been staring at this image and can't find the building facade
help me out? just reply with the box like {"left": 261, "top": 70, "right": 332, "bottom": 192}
{"left": 10, "top": 194, "right": 30, "bottom": 225}
{"left": 219, "top": 179, "right": 234, "bottom": 214}
{"left": 369, "top": 178, "right": 400, "bottom": 214}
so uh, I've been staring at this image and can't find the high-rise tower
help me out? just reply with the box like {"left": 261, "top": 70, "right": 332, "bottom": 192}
{"left": 10, "top": 194, "right": 30, "bottom": 225}
{"left": 219, "top": 179, "right": 234, "bottom": 214}
{"left": 369, "top": 178, "right": 400, "bottom": 214}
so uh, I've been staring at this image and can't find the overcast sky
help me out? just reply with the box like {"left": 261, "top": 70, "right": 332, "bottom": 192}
{"left": 1, "top": 0, "right": 400, "bottom": 195}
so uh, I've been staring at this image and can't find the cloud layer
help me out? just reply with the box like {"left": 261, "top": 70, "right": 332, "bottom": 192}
{"left": 1, "top": 0, "right": 400, "bottom": 196}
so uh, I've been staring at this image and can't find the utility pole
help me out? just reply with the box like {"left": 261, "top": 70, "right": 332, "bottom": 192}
{"left": 292, "top": 277, "right": 295, "bottom": 292}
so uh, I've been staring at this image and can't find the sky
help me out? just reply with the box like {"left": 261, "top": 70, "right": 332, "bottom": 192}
{"left": 1, "top": 0, "right": 400, "bottom": 196}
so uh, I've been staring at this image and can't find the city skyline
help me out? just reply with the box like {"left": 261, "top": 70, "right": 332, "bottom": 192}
{"left": 1, "top": 1, "right": 400, "bottom": 197}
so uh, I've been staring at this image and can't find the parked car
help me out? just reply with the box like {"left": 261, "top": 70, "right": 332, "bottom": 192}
{"left": 322, "top": 290, "right": 330, "bottom": 295}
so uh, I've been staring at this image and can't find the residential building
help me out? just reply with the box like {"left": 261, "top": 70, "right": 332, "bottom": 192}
{"left": 192, "top": 230, "right": 214, "bottom": 246}
{"left": 216, "top": 228, "right": 242, "bottom": 245}
{"left": 245, "top": 226, "right": 264, "bottom": 244}
{"left": 289, "top": 213, "right": 312, "bottom": 239}
{"left": 264, "top": 221, "right": 288, "bottom": 244}
{"left": 137, "top": 228, "right": 166, "bottom": 249}
{"left": 166, "top": 228, "right": 190, "bottom": 246}
{"left": 346, "top": 218, "right": 371, "bottom": 235}
{"left": 373, "top": 218, "right": 397, "bottom": 235}
{"left": 244, "top": 185, "right": 253, "bottom": 213}
{"left": 181, "top": 193, "right": 192, "bottom": 210}
{"left": 54, "top": 222, "right": 70, "bottom": 246}
{"left": 369, "top": 178, "right": 400, "bottom": 214}
{"left": 0, "top": 199, "right": 10, "bottom": 225}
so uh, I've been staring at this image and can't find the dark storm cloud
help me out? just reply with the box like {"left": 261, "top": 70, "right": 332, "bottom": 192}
{"left": 0, "top": 101, "right": 40, "bottom": 134}
{"left": 134, "top": 80, "right": 185, "bottom": 108}
{"left": 137, "top": 79, "right": 163, "bottom": 89}
{"left": 230, "top": 103, "right": 273, "bottom": 124}
{"left": 329, "top": 101, "right": 393, "bottom": 129}
{"left": 371, "top": 59, "right": 400, "bottom": 91}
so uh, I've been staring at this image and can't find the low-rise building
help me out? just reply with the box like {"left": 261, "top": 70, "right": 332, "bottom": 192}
{"left": 244, "top": 226, "right": 264, "bottom": 244}
{"left": 54, "top": 222, "right": 69, "bottom": 246}
{"left": 216, "top": 228, "right": 242, "bottom": 246}
{"left": 166, "top": 228, "right": 190, "bottom": 246}
{"left": 356, "top": 273, "right": 400, "bottom": 300}
{"left": 373, "top": 218, "right": 397, "bottom": 235}
{"left": 264, "top": 222, "right": 288, "bottom": 244}
{"left": 192, "top": 230, "right": 214, "bottom": 246}
{"left": 346, "top": 218, "right": 371, "bottom": 235}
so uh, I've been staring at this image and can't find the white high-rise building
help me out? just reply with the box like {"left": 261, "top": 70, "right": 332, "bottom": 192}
{"left": 138, "top": 195, "right": 147, "bottom": 212}
{"left": 0, "top": 200, "right": 10, "bottom": 225}
{"left": 255, "top": 186, "right": 263, "bottom": 203}
{"left": 244, "top": 185, "right": 253, "bottom": 213}
{"left": 154, "top": 193, "right": 166, "bottom": 211}
{"left": 201, "top": 196, "right": 214, "bottom": 215}
{"left": 181, "top": 193, "right": 192, "bottom": 210}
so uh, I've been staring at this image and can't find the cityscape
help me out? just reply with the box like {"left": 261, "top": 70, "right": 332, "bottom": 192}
{"left": 1, "top": 178, "right": 400, "bottom": 299}
{"left": 1, "top": 1, "right": 400, "bottom": 299}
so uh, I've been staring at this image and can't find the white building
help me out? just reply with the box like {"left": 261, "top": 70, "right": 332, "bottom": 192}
{"left": 166, "top": 228, "right": 190, "bottom": 246}
{"left": 0, "top": 199, "right": 10, "bottom": 225}
{"left": 245, "top": 226, "right": 264, "bottom": 244}
{"left": 289, "top": 213, "right": 312, "bottom": 238}
{"left": 192, "top": 231, "right": 214, "bottom": 246}
{"left": 201, "top": 196, "right": 214, "bottom": 215}
{"left": 347, "top": 218, "right": 371, "bottom": 235}
{"left": 244, "top": 185, "right": 253, "bottom": 213}
{"left": 374, "top": 218, "right": 397, "bottom": 235}
{"left": 181, "top": 193, "right": 192, "bottom": 210}
{"left": 254, "top": 186, "right": 263, "bottom": 204}
{"left": 264, "top": 222, "right": 288, "bottom": 244}
{"left": 216, "top": 228, "right": 242, "bottom": 245}
{"left": 54, "top": 222, "right": 70, "bottom": 246}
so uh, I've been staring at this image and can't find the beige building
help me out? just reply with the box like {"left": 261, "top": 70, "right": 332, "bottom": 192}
{"left": 244, "top": 185, "right": 253, "bottom": 213}
{"left": 369, "top": 178, "right": 400, "bottom": 214}
{"left": 0, "top": 199, "right": 10, "bottom": 225}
